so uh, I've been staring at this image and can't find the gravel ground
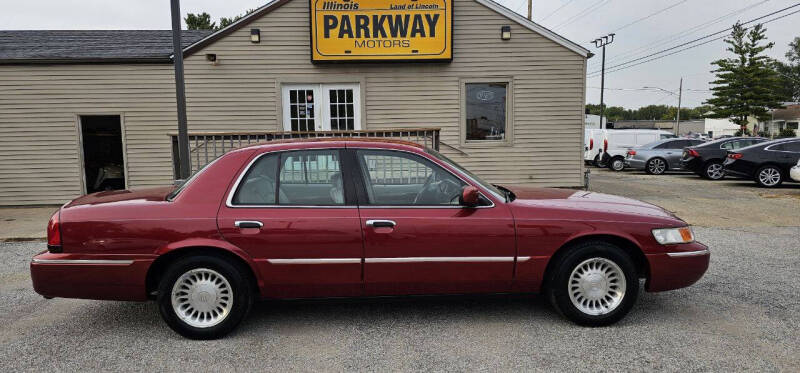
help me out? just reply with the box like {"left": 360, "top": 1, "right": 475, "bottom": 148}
{"left": 1, "top": 226, "right": 798, "bottom": 371}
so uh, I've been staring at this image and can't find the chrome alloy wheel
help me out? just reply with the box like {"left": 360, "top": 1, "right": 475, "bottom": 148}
{"left": 706, "top": 163, "right": 724, "bottom": 180}
{"left": 568, "top": 258, "right": 627, "bottom": 316}
{"left": 648, "top": 159, "right": 666, "bottom": 174}
{"left": 171, "top": 268, "right": 233, "bottom": 328}
{"left": 758, "top": 167, "right": 781, "bottom": 186}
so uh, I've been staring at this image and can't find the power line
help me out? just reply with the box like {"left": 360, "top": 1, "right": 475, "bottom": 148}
{"left": 552, "top": 0, "right": 612, "bottom": 31}
{"left": 590, "top": 0, "right": 770, "bottom": 70}
{"left": 587, "top": 3, "right": 800, "bottom": 78}
{"left": 540, "top": 0, "right": 577, "bottom": 22}
{"left": 610, "top": 0, "right": 689, "bottom": 34}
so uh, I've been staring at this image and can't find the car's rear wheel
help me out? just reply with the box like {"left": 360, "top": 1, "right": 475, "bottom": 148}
{"left": 157, "top": 255, "right": 253, "bottom": 339}
{"left": 703, "top": 161, "right": 725, "bottom": 180}
{"left": 547, "top": 241, "right": 639, "bottom": 326}
{"left": 609, "top": 157, "right": 625, "bottom": 171}
{"left": 646, "top": 158, "right": 667, "bottom": 175}
{"left": 755, "top": 165, "right": 783, "bottom": 188}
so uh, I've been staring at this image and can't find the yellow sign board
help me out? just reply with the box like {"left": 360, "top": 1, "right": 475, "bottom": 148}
{"left": 310, "top": 0, "right": 452, "bottom": 62}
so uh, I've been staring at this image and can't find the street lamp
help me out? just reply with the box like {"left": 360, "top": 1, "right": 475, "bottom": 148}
{"left": 592, "top": 33, "right": 615, "bottom": 129}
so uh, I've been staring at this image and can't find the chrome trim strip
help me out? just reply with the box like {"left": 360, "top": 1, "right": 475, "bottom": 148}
{"left": 666, "top": 249, "right": 709, "bottom": 258}
{"left": 517, "top": 256, "right": 532, "bottom": 262}
{"left": 31, "top": 258, "right": 134, "bottom": 265}
{"left": 365, "top": 257, "right": 516, "bottom": 263}
{"left": 266, "top": 258, "right": 361, "bottom": 264}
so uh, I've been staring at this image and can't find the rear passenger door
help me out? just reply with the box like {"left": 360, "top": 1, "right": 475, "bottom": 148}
{"left": 657, "top": 140, "right": 688, "bottom": 168}
{"left": 217, "top": 148, "right": 364, "bottom": 298}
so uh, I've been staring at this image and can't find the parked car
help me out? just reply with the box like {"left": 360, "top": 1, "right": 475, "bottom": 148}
{"left": 584, "top": 128, "right": 608, "bottom": 167}
{"left": 681, "top": 137, "right": 768, "bottom": 180}
{"left": 624, "top": 138, "right": 707, "bottom": 175}
{"left": 790, "top": 159, "right": 800, "bottom": 182}
{"left": 31, "top": 138, "right": 709, "bottom": 339}
{"left": 724, "top": 138, "right": 800, "bottom": 187}
{"left": 603, "top": 129, "right": 677, "bottom": 171}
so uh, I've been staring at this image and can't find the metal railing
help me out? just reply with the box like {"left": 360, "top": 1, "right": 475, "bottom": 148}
{"left": 169, "top": 128, "right": 440, "bottom": 177}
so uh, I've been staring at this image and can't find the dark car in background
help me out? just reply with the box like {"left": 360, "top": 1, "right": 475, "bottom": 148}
{"left": 724, "top": 138, "right": 800, "bottom": 187}
{"left": 681, "top": 137, "right": 768, "bottom": 180}
{"left": 624, "top": 139, "right": 706, "bottom": 175}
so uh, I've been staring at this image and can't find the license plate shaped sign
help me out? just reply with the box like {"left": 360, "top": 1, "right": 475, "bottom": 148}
{"left": 310, "top": 0, "right": 452, "bottom": 62}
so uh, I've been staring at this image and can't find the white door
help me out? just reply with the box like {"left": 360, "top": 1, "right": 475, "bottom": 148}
{"left": 282, "top": 84, "right": 361, "bottom": 131}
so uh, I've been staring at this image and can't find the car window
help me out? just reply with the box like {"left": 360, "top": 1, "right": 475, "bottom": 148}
{"left": 356, "top": 150, "right": 466, "bottom": 206}
{"left": 655, "top": 140, "right": 684, "bottom": 149}
{"left": 279, "top": 150, "right": 344, "bottom": 205}
{"left": 781, "top": 141, "right": 800, "bottom": 152}
{"left": 232, "top": 150, "right": 344, "bottom": 206}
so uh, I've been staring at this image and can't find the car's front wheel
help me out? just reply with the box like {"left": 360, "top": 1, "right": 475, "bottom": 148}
{"left": 646, "top": 158, "right": 667, "bottom": 175}
{"left": 548, "top": 241, "right": 639, "bottom": 326}
{"left": 703, "top": 161, "right": 725, "bottom": 180}
{"left": 755, "top": 165, "right": 783, "bottom": 188}
{"left": 157, "top": 255, "right": 253, "bottom": 339}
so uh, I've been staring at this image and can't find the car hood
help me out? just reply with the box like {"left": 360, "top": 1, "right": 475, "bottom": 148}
{"left": 64, "top": 186, "right": 175, "bottom": 208}
{"left": 502, "top": 185, "right": 683, "bottom": 224}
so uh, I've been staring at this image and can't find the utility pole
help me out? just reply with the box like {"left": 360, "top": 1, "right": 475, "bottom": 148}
{"left": 592, "top": 33, "right": 615, "bottom": 129}
{"left": 676, "top": 77, "right": 683, "bottom": 136}
{"left": 170, "top": 0, "right": 191, "bottom": 179}
{"left": 528, "top": 0, "right": 532, "bottom": 20}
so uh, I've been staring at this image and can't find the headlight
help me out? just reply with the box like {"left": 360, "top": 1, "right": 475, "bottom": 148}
{"left": 652, "top": 227, "right": 694, "bottom": 245}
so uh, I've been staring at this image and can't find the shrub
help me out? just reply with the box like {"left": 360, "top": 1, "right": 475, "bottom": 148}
{"left": 777, "top": 128, "right": 797, "bottom": 138}
{"left": 734, "top": 128, "right": 752, "bottom": 136}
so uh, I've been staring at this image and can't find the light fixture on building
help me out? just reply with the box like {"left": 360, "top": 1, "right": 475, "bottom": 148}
{"left": 250, "top": 28, "right": 261, "bottom": 43}
{"left": 501, "top": 26, "right": 511, "bottom": 41}
{"left": 205, "top": 53, "right": 218, "bottom": 66}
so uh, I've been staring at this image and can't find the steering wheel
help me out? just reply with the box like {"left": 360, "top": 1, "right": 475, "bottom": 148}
{"left": 413, "top": 173, "right": 461, "bottom": 205}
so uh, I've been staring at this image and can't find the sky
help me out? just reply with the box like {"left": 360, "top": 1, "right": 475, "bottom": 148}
{"left": 1, "top": 0, "right": 798, "bottom": 109}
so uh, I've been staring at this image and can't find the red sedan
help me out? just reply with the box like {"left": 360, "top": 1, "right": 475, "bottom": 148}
{"left": 31, "top": 139, "right": 709, "bottom": 339}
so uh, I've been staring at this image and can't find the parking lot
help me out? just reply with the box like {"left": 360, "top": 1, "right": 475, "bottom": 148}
{"left": 1, "top": 169, "right": 798, "bottom": 371}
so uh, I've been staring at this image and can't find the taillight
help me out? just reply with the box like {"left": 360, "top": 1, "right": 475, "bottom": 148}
{"left": 687, "top": 149, "right": 700, "bottom": 157}
{"left": 589, "top": 138, "right": 594, "bottom": 150}
{"left": 603, "top": 139, "right": 608, "bottom": 151}
{"left": 47, "top": 210, "right": 62, "bottom": 252}
{"left": 728, "top": 153, "right": 743, "bottom": 160}
{"left": 627, "top": 150, "right": 636, "bottom": 156}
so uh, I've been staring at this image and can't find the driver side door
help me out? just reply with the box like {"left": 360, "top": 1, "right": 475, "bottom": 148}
{"left": 350, "top": 148, "right": 516, "bottom": 296}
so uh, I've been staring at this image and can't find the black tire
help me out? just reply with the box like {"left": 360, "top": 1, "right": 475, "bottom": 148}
{"left": 702, "top": 160, "right": 725, "bottom": 180}
{"left": 157, "top": 255, "right": 253, "bottom": 339}
{"left": 754, "top": 165, "right": 783, "bottom": 188}
{"left": 593, "top": 154, "right": 607, "bottom": 168}
{"left": 547, "top": 241, "right": 639, "bottom": 327}
{"left": 645, "top": 158, "right": 667, "bottom": 175}
{"left": 608, "top": 157, "right": 625, "bottom": 172}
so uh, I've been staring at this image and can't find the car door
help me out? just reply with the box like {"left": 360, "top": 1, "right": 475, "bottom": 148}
{"left": 773, "top": 140, "right": 800, "bottom": 171}
{"left": 660, "top": 140, "right": 688, "bottom": 168}
{"left": 217, "top": 148, "right": 364, "bottom": 298}
{"left": 349, "top": 147, "right": 516, "bottom": 296}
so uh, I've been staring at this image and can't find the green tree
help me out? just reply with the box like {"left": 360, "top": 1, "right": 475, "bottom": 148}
{"left": 773, "top": 37, "right": 800, "bottom": 102}
{"left": 706, "top": 23, "right": 783, "bottom": 133}
{"left": 217, "top": 9, "right": 255, "bottom": 30}
{"left": 184, "top": 12, "right": 215, "bottom": 30}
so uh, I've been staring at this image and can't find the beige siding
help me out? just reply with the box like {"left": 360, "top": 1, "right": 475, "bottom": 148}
{"left": 0, "top": 65, "right": 178, "bottom": 205}
{"left": 183, "top": 0, "right": 586, "bottom": 186}
{"left": 0, "top": 0, "right": 585, "bottom": 206}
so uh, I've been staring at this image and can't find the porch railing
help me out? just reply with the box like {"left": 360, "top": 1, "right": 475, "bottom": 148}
{"left": 169, "top": 128, "right": 440, "bottom": 177}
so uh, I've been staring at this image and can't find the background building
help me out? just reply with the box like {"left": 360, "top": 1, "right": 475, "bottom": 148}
{"left": 0, "top": 0, "right": 589, "bottom": 206}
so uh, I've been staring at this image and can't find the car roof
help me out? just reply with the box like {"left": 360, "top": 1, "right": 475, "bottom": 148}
{"left": 695, "top": 137, "right": 765, "bottom": 148}
{"left": 234, "top": 137, "right": 426, "bottom": 153}
{"left": 736, "top": 137, "right": 797, "bottom": 151}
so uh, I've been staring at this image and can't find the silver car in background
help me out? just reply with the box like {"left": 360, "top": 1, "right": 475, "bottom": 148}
{"left": 624, "top": 138, "right": 707, "bottom": 175}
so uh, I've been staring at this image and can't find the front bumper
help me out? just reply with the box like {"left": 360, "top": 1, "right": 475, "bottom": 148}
{"left": 30, "top": 250, "right": 153, "bottom": 301}
{"left": 645, "top": 241, "right": 710, "bottom": 292}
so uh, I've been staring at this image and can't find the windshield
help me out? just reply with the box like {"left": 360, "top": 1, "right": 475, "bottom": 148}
{"left": 425, "top": 148, "right": 506, "bottom": 201}
{"left": 166, "top": 156, "right": 221, "bottom": 201}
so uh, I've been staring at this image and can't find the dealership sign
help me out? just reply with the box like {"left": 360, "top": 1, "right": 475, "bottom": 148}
{"left": 310, "top": 0, "right": 452, "bottom": 62}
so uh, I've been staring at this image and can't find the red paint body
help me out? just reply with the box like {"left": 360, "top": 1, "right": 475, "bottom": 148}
{"left": 31, "top": 139, "right": 709, "bottom": 301}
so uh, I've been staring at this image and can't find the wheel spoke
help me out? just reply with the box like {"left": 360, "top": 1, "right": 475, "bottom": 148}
{"left": 567, "top": 257, "right": 627, "bottom": 316}
{"left": 171, "top": 268, "right": 234, "bottom": 329}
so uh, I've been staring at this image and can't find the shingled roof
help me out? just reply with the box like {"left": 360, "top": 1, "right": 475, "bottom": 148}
{"left": 0, "top": 30, "right": 212, "bottom": 64}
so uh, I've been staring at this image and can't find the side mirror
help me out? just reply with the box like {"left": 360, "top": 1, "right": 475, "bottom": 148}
{"left": 459, "top": 186, "right": 480, "bottom": 207}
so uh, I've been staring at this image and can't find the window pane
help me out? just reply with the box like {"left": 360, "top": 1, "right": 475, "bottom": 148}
{"left": 232, "top": 154, "right": 279, "bottom": 205}
{"left": 465, "top": 83, "right": 507, "bottom": 141}
{"left": 357, "top": 150, "right": 465, "bottom": 205}
{"left": 278, "top": 150, "right": 344, "bottom": 205}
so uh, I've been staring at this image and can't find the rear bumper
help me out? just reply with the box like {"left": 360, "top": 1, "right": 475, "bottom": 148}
{"left": 645, "top": 242, "right": 710, "bottom": 292}
{"left": 30, "top": 251, "right": 153, "bottom": 301}
{"left": 624, "top": 157, "right": 647, "bottom": 169}
{"left": 681, "top": 158, "right": 702, "bottom": 173}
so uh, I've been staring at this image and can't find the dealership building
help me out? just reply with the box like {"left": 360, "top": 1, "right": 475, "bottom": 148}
{"left": 0, "top": 0, "right": 589, "bottom": 206}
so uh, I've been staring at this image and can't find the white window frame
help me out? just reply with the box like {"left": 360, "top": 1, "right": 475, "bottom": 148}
{"left": 281, "top": 83, "right": 361, "bottom": 132}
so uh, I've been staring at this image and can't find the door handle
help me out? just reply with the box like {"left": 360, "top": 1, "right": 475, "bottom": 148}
{"left": 366, "top": 220, "right": 396, "bottom": 228}
{"left": 235, "top": 220, "right": 263, "bottom": 229}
